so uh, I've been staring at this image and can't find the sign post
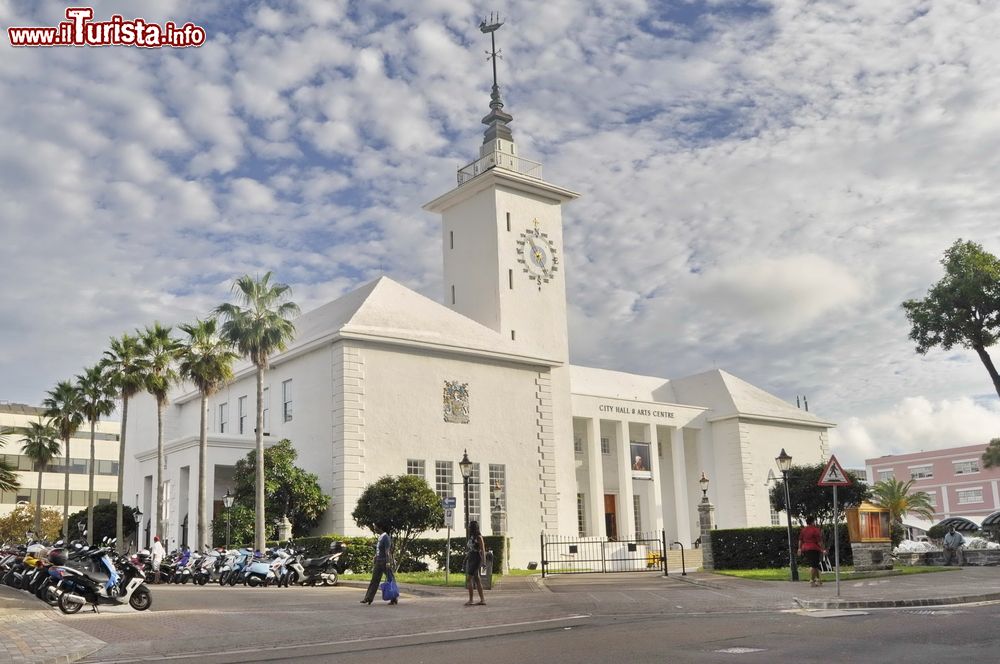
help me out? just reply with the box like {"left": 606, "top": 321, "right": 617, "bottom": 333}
{"left": 443, "top": 497, "right": 457, "bottom": 585}
{"left": 817, "top": 454, "right": 852, "bottom": 597}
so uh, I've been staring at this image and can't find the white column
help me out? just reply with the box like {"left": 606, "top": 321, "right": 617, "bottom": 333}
{"left": 671, "top": 426, "right": 692, "bottom": 546}
{"left": 585, "top": 418, "right": 605, "bottom": 538}
{"left": 615, "top": 420, "right": 635, "bottom": 539}
{"left": 649, "top": 425, "right": 664, "bottom": 533}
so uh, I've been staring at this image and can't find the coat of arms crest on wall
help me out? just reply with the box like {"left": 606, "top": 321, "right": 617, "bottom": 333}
{"left": 443, "top": 380, "right": 470, "bottom": 424}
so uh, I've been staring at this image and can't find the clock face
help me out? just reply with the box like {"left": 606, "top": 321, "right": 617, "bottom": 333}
{"left": 516, "top": 226, "right": 559, "bottom": 289}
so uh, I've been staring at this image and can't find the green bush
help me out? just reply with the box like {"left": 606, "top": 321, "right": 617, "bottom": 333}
{"left": 280, "top": 534, "right": 507, "bottom": 574}
{"left": 711, "top": 526, "right": 853, "bottom": 570}
{"left": 926, "top": 524, "right": 948, "bottom": 541}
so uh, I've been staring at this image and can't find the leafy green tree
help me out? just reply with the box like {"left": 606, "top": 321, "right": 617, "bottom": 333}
{"left": 67, "top": 503, "right": 140, "bottom": 547}
{"left": 178, "top": 318, "right": 239, "bottom": 550}
{"left": 138, "top": 322, "right": 182, "bottom": 538}
{"left": 230, "top": 439, "right": 329, "bottom": 542}
{"left": 43, "top": 380, "right": 85, "bottom": 539}
{"left": 352, "top": 475, "right": 444, "bottom": 569}
{"left": 77, "top": 364, "right": 116, "bottom": 539}
{"left": 982, "top": 437, "right": 1000, "bottom": 470}
{"left": 215, "top": 272, "right": 299, "bottom": 552}
{"left": 0, "top": 428, "right": 18, "bottom": 492}
{"left": 19, "top": 418, "right": 61, "bottom": 532}
{"left": 0, "top": 504, "right": 63, "bottom": 543}
{"left": 102, "top": 332, "right": 149, "bottom": 551}
{"left": 902, "top": 239, "right": 1000, "bottom": 400}
{"left": 770, "top": 463, "right": 869, "bottom": 524}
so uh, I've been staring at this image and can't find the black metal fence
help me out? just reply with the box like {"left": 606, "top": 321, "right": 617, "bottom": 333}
{"left": 540, "top": 531, "right": 668, "bottom": 577}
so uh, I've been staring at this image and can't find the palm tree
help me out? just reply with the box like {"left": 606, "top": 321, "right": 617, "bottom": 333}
{"left": 19, "top": 418, "right": 61, "bottom": 532}
{"left": 139, "top": 322, "right": 181, "bottom": 539}
{"left": 215, "top": 272, "right": 299, "bottom": 551}
{"left": 982, "top": 437, "right": 1000, "bottom": 470}
{"left": 43, "top": 380, "right": 85, "bottom": 539}
{"left": 178, "top": 318, "right": 238, "bottom": 550}
{"left": 871, "top": 478, "right": 936, "bottom": 524}
{"left": 77, "top": 364, "right": 116, "bottom": 539}
{"left": 101, "top": 332, "right": 149, "bottom": 551}
{"left": 0, "top": 427, "right": 19, "bottom": 492}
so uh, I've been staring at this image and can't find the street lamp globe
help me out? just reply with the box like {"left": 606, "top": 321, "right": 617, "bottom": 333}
{"left": 223, "top": 489, "right": 234, "bottom": 509}
{"left": 459, "top": 450, "right": 473, "bottom": 479}
{"left": 775, "top": 448, "right": 793, "bottom": 473}
{"left": 698, "top": 471, "right": 710, "bottom": 499}
{"left": 133, "top": 509, "right": 143, "bottom": 525}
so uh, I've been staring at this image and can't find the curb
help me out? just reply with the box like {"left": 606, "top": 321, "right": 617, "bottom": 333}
{"left": 664, "top": 574, "right": 727, "bottom": 590}
{"left": 794, "top": 590, "right": 1000, "bottom": 610}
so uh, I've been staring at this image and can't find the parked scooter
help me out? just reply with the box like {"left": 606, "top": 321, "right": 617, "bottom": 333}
{"left": 284, "top": 541, "right": 346, "bottom": 586}
{"left": 52, "top": 544, "right": 151, "bottom": 614}
{"left": 242, "top": 550, "right": 275, "bottom": 587}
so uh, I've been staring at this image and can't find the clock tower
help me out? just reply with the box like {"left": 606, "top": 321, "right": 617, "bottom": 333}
{"left": 422, "top": 19, "right": 579, "bottom": 364}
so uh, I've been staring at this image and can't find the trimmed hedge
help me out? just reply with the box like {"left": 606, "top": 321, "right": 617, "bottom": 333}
{"left": 268, "top": 534, "right": 507, "bottom": 574}
{"left": 710, "top": 526, "right": 853, "bottom": 570}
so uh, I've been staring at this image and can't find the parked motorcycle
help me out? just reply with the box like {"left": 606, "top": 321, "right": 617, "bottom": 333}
{"left": 284, "top": 541, "right": 346, "bottom": 586}
{"left": 52, "top": 545, "right": 151, "bottom": 614}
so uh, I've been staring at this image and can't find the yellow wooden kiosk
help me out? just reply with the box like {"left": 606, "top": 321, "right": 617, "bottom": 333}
{"left": 845, "top": 502, "right": 893, "bottom": 570}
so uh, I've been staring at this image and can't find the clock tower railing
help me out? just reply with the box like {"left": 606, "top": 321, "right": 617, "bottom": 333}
{"left": 457, "top": 151, "right": 543, "bottom": 185}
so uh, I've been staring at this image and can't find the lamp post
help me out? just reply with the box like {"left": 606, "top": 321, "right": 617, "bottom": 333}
{"left": 776, "top": 448, "right": 799, "bottom": 582}
{"left": 223, "top": 489, "right": 234, "bottom": 550}
{"left": 133, "top": 509, "right": 143, "bottom": 551}
{"left": 699, "top": 471, "right": 710, "bottom": 503}
{"left": 459, "top": 450, "right": 473, "bottom": 532}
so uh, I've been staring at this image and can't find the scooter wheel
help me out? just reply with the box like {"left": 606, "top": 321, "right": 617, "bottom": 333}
{"left": 58, "top": 592, "right": 83, "bottom": 615}
{"left": 129, "top": 585, "right": 152, "bottom": 611}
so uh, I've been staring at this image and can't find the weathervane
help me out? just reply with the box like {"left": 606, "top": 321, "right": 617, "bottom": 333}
{"left": 479, "top": 12, "right": 505, "bottom": 113}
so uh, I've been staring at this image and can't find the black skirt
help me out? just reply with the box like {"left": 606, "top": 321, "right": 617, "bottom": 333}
{"left": 802, "top": 550, "right": 822, "bottom": 568}
{"left": 465, "top": 551, "right": 482, "bottom": 576}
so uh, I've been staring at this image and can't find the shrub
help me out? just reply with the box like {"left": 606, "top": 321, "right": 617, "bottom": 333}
{"left": 280, "top": 534, "right": 507, "bottom": 574}
{"left": 711, "top": 526, "right": 853, "bottom": 570}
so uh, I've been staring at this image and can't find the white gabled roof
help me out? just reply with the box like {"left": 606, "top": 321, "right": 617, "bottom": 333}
{"left": 669, "top": 369, "right": 833, "bottom": 427}
{"left": 288, "top": 276, "right": 555, "bottom": 364}
{"left": 569, "top": 365, "right": 674, "bottom": 402}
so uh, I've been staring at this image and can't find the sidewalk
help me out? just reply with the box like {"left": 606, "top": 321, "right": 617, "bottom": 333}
{"left": 670, "top": 567, "right": 1000, "bottom": 610}
{"left": 0, "top": 612, "right": 105, "bottom": 664}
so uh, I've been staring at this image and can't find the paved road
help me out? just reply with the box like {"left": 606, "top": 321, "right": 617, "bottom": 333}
{"left": 4, "top": 571, "right": 1000, "bottom": 663}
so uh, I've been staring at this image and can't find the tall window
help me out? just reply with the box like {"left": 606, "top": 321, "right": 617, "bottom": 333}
{"left": 218, "top": 403, "right": 228, "bottom": 433}
{"left": 488, "top": 464, "right": 506, "bottom": 512}
{"left": 770, "top": 505, "right": 780, "bottom": 526}
{"left": 469, "top": 463, "right": 481, "bottom": 525}
{"left": 238, "top": 396, "right": 247, "bottom": 434}
{"left": 262, "top": 387, "right": 270, "bottom": 432}
{"left": 633, "top": 495, "right": 642, "bottom": 538}
{"left": 282, "top": 379, "right": 293, "bottom": 422}
{"left": 600, "top": 436, "right": 610, "bottom": 455}
{"left": 909, "top": 465, "right": 933, "bottom": 480}
{"left": 435, "top": 461, "right": 453, "bottom": 500}
{"left": 574, "top": 435, "right": 583, "bottom": 455}
{"left": 406, "top": 459, "right": 425, "bottom": 479}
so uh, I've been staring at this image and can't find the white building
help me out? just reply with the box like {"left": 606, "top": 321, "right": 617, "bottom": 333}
{"left": 123, "top": 66, "right": 833, "bottom": 565}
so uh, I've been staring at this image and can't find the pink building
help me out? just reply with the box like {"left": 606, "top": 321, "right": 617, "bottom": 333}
{"left": 866, "top": 444, "right": 1000, "bottom": 521}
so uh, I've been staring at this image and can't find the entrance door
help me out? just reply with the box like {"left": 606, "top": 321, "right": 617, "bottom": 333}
{"left": 604, "top": 494, "right": 618, "bottom": 541}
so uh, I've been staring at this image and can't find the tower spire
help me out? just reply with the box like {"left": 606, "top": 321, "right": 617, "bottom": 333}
{"left": 479, "top": 12, "right": 513, "bottom": 144}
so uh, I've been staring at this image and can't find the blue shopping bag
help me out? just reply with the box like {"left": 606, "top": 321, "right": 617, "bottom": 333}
{"left": 380, "top": 570, "right": 399, "bottom": 601}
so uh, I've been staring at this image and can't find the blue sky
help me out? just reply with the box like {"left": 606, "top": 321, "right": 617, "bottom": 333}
{"left": 2, "top": 0, "right": 999, "bottom": 466}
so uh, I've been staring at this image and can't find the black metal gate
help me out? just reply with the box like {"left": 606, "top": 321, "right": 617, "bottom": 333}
{"left": 541, "top": 531, "right": 668, "bottom": 577}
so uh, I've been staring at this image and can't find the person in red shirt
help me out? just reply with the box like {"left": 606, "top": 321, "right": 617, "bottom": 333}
{"left": 798, "top": 516, "right": 826, "bottom": 587}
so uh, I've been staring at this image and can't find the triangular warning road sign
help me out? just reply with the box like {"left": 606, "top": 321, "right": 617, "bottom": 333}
{"left": 818, "top": 454, "right": 852, "bottom": 486}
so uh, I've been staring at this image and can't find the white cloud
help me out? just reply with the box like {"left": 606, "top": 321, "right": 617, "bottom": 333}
{"left": 832, "top": 397, "right": 1000, "bottom": 467}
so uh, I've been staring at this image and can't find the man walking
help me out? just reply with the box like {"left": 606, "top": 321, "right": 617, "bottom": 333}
{"left": 943, "top": 526, "right": 965, "bottom": 566}
{"left": 361, "top": 528, "right": 396, "bottom": 605}
{"left": 150, "top": 536, "right": 165, "bottom": 583}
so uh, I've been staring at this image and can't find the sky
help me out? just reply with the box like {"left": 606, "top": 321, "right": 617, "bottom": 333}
{"left": 2, "top": 0, "right": 999, "bottom": 467}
